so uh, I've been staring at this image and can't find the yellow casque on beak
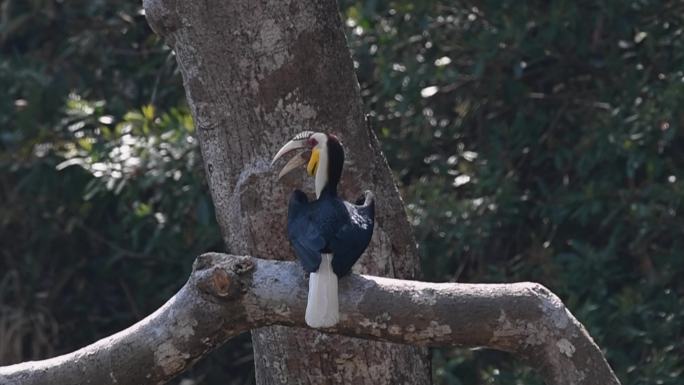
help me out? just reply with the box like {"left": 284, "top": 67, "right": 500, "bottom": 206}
{"left": 307, "top": 148, "right": 319, "bottom": 176}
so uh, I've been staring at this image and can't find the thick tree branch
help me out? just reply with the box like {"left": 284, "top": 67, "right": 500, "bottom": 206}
{"left": 0, "top": 254, "right": 621, "bottom": 385}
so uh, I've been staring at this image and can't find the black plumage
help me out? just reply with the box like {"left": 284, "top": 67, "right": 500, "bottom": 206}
{"left": 286, "top": 135, "right": 375, "bottom": 276}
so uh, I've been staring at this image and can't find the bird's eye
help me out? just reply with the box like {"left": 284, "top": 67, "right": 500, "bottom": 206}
{"left": 308, "top": 138, "right": 318, "bottom": 147}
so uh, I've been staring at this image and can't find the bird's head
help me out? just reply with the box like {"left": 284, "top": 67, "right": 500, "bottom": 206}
{"left": 272, "top": 131, "right": 344, "bottom": 198}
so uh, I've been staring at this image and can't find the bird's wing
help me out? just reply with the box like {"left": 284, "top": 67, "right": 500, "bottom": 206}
{"left": 329, "top": 191, "right": 375, "bottom": 276}
{"left": 287, "top": 190, "right": 326, "bottom": 273}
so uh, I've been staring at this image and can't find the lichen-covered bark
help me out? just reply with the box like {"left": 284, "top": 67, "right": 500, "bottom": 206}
{"left": 0, "top": 254, "right": 622, "bottom": 385}
{"left": 142, "top": 0, "right": 428, "bottom": 384}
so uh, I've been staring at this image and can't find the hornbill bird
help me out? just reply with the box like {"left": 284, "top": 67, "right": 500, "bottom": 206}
{"left": 272, "top": 131, "right": 375, "bottom": 328}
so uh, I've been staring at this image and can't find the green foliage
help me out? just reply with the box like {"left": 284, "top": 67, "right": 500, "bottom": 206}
{"left": 0, "top": 1, "right": 251, "bottom": 383}
{"left": 343, "top": 0, "right": 684, "bottom": 383}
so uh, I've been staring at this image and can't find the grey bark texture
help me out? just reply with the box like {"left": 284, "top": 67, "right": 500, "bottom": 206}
{"left": 0, "top": 254, "right": 622, "bottom": 385}
{"left": 142, "top": 0, "right": 430, "bottom": 384}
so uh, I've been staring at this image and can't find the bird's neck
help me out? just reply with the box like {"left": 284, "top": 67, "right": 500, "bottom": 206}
{"left": 315, "top": 138, "right": 344, "bottom": 199}
{"left": 314, "top": 152, "right": 330, "bottom": 198}
{"left": 315, "top": 162, "right": 339, "bottom": 199}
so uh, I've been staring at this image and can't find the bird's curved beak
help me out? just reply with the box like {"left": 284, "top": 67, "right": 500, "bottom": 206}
{"left": 272, "top": 132, "right": 313, "bottom": 180}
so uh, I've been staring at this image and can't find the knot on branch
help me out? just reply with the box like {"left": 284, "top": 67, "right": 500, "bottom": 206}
{"left": 193, "top": 253, "right": 254, "bottom": 300}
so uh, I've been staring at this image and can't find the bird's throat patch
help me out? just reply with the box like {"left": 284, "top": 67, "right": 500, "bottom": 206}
{"left": 307, "top": 148, "right": 320, "bottom": 176}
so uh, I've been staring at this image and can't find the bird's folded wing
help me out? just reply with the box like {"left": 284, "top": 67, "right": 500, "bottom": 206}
{"left": 287, "top": 191, "right": 325, "bottom": 272}
{"left": 329, "top": 198, "right": 375, "bottom": 276}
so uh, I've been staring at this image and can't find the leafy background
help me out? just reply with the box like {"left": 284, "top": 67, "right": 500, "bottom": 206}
{"left": 1, "top": 1, "right": 682, "bottom": 384}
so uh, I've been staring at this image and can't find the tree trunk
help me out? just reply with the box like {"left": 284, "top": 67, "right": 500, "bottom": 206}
{"left": 0, "top": 254, "right": 622, "bottom": 385}
{"left": 142, "top": 0, "right": 430, "bottom": 384}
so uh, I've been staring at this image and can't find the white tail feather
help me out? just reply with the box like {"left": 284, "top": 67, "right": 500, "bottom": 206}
{"left": 305, "top": 254, "right": 339, "bottom": 328}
